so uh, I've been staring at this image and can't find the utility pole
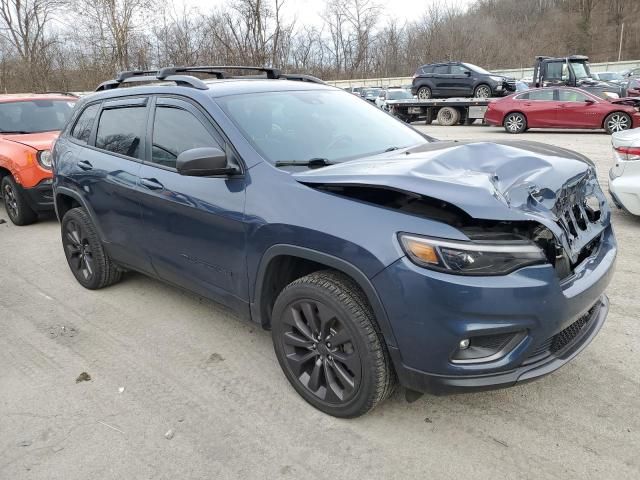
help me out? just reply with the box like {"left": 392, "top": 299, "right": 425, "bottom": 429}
{"left": 618, "top": 22, "right": 624, "bottom": 62}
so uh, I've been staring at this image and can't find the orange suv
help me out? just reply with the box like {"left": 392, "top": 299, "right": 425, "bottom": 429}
{"left": 0, "top": 94, "right": 76, "bottom": 225}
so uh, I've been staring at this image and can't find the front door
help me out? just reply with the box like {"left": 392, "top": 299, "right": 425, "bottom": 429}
{"left": 137, "top": 97, "right": 248, "bottom": 307}
{"left": 555, "top": 89, "right": 601, "bottom": 128}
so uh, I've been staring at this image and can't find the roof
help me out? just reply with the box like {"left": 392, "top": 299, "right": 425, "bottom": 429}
{"left": 0, "top": 93, "right": 77, "bottom": 103}
{"left": 83, "top": 77, "right": 337, "bottom": 103}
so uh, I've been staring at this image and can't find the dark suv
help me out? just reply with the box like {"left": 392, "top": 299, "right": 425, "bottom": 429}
{"left": 412, "top": 62, "right": 516, "bottom": 99}
{"left": 53, "top": 66, "right": 615, "bottom": 418}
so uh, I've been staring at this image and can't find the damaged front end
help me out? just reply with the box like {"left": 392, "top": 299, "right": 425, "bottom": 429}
{"left": 294, "top": 140, "right": 611, "bottom": 279}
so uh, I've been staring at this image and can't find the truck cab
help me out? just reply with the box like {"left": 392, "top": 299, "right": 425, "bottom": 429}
{"left": 532, "top": 55, "right": 626, "bottom": 98}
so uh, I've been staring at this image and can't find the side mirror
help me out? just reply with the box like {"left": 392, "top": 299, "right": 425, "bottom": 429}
{"left": 464, "top": 71, "right": 471, "bottom": 76}
{"left": 176, "top": 147, "right": 234, "bottom": 177}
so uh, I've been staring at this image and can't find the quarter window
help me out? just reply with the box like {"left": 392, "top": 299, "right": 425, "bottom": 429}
{"left": 528, "top": 90, "right": 555, "bottom": 101}
{"left": 71, "top": 104, "right": 99, "bottom": 144}
{"left": 151, "top": 106, "right": 219, "bottom": 169}
{"left": 95, "top": 106, "right": 146, "bottom": 158}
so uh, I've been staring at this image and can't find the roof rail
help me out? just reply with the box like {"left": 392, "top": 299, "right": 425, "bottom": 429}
{"left": 280, "top": 73, "right": 326, "bottom": 85}
{"left": 157, "top": 66, "right": 228, "bottom": 80}
{"left": 95, "top": 65, "right": 325, "bottom": 91}
{"left": 95, "top": 71, "right": 208, "bottom": 91}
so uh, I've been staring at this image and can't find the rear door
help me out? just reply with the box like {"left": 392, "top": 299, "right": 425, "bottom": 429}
{"left": 137, "top": 96, "right": 248, "bottom": 307}
{"left": 520, "top": 89, "right": 558, "bottom": 127}
{"left": 68, "top": 97, "right": 151, "bottom": 272}
{"left": 556, "top": 89, "right": 601, "bottom": 128}
{"left": 431, "top": 64, "right": 451, "bottom": 96}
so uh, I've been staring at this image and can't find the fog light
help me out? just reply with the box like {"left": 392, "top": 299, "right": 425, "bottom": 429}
{"left": 459, "top": 338, "right": 470, "bottom": 349}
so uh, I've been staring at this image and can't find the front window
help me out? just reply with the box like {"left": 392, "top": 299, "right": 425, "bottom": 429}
{"left": 462, "top": 63, "right": 491, "bottom": 75}
{"left": 217, "top": 90, "right": 429, "bottom": 166}
{"left": 558, "top": 90, "right": 592, "bottom": 102}
{"left": 0, "top": 99, "right": 75, "bottom": 134}
{"left": 598, "top": 72, "right": 623, "bottom": 81}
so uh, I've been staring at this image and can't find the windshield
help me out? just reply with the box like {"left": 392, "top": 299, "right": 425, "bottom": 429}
{"left": 363, "top": 89, "right": 382, "bottom": 97}
{"left": 462, "top": 63, "right": 491, "bottom": 75}
{"left": 217, "top": 90, "right": 429, "bottom": 165}
{"left": 0, "top": 99, "right": 75, "bottom": 134}
{"left": 387, "top": 90, "right": 413, "bottom": 100}
{"left": 598, "top": 72, "right": 623, "bottom": 81}
{"left": 571, "top": 61, "right": 591, "bottom": 79}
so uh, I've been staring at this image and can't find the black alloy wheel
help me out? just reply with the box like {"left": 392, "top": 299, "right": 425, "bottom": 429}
{"left": 61, "top": 208, "right": 122, "bottom": 289}
{"left": 1, "top": 176, "right": 37, "bottom": 225}
{"left": 63, "top": 217, "right": 96, "bottom": 283}
{"left": 272, "top": 270, "right": 395, "bottom": 417}
{"left": 280, "top": 298, "right": 361, "bottom": 404}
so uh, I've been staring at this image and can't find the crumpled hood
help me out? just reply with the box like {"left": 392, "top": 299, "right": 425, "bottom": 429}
{"left": 0, "top": 131, "right": 59, "bottom": 151}
{"left": 294, "top": 140, "right": 610, "bottom": 262}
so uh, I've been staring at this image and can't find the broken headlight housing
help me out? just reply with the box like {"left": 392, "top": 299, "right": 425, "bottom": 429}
{"left": 399, "top": 233, "right": 547, "bottom": 276}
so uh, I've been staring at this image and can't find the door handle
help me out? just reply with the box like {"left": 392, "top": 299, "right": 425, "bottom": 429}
{"left": 78, "top": 160, "right": 93, "bottom": 170}
{"left": 140, "top": 177, "right": 164, "bottom": 190}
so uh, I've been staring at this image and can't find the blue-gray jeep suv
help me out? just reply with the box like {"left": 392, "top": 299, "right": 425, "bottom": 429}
{"left": 52, "top": 66, "right": 616, "bottom": 417}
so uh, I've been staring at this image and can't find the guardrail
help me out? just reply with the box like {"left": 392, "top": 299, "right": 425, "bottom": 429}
{"left": 327, "top": 59, "right": 640, "bottom": 88}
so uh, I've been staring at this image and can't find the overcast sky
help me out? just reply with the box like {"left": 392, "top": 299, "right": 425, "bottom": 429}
{"left": 178, "top": 0, "right": 476, "bottom": 26}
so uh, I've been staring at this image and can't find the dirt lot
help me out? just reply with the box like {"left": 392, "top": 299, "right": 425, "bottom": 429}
{"left": 1, "top": 124, "right": 639, "bottom": 480}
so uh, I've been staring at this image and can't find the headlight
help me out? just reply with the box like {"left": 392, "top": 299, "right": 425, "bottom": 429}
{"left": 399, "top": 234, "right": 547, "bottom": 275}
{"left": 489, "top": 76, "right": 503, "bottom": 82}
{"left": 37, "top": 150, "right": 52, "bottom": 169}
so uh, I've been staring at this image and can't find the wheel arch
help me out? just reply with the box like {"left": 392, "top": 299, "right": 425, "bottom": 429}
{"left": 54, "top": 187, "right": 107, "bottom": 241}
{"left": 252, "top": 244, "right": 398, "bottom": 348}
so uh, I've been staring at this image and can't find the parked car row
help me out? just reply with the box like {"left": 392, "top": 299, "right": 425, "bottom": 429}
{"left": 0, "top": 65, "right": 622, "bottom": 419}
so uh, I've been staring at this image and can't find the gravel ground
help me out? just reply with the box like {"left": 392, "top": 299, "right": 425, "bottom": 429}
{"left": 0, "top": 124, "right": 638, "bottom": 480}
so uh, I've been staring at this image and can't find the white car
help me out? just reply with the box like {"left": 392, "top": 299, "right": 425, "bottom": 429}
{"left": 375, "top": 88, "right": 413, "bottom": 110}
{"left": 610, "top": 127, "right": 640, "bottom": 215}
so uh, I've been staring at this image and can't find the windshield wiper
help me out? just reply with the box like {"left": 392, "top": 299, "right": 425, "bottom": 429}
{"left": 275, "top": 158, "right": 335, "bottom": 169}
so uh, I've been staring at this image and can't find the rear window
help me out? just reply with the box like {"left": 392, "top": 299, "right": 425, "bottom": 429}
{"left": 95, "top": 106, "right": 146, "bottom": 159}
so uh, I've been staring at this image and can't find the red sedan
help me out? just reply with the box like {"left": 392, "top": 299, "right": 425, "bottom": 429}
{"left": 484, "top": 87, "right": 640, "bottom": 134}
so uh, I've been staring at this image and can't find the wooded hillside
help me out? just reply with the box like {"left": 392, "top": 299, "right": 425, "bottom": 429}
{"left": 0, "top": 0, "right": 638, "bottom": 92}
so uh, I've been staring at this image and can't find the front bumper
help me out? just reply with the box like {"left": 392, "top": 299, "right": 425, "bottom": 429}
{"left": 16, "top": 179, "right": 54, "bottom": 212}
{"left": 373, "top": 225, "right": 616, "bottom": 394}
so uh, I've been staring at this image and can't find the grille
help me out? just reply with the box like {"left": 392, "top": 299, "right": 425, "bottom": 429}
{"left": 526, "top": 304, "right": 599, "bottom": 361}
{"left": 550, "top": 308, "right": 595, "bottom": 353}
{"left": 471, "top": 333, "right": 515, "bottom": 350}
{"left": 505, "top": 79, "right": 516, "bottom": 90}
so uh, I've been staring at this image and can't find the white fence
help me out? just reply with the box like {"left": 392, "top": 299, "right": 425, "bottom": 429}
{"left": 327, "top": 59, "right": 640, "bottom": 88}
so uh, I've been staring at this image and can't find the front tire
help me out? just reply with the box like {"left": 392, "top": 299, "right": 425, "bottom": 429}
{"left": 417, "top": 86, "right": 432, "bottom": 99}
{"left": 604, "top": 112, "right": 631, "bottom": 134}
{"left": 504, "top": 112, "right": 527, "bottom": 134}
{"left": 1, "top": 176, "right": 37, "bottom": 226}
{"left": 61, "top": 207, "right": 122, "bottom": 289}
{"left": 272, "top": 270, "right": 395, "bottom": 418}
{"left": 474, "top": 84, "right": 492, "bottom": 98}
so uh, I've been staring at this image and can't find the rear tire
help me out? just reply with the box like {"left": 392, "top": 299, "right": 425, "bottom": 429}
{"left": 271, "top": 270, "right": 396, "bottom": 418}
{"left": 1, "top": 176, "right": 37, "bottom": 226}
{"left": 417, "top": 86, "right": 432, "bottom": 100}
{"left": 61, "top": 207, "right": 122, "bottom": 289}
{"left": 604, "top": 112, "right": 631, "bottom": 134}
{"left": 504, "top": 112, "right": 527, "bottom": 134}
{"left": 437, "top": 107, "right": 460, "bottom": 126}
